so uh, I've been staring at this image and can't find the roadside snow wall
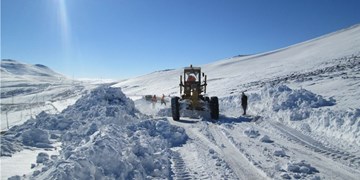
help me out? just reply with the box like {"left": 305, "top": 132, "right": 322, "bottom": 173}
{"left": 220, "top": 84, "right": 359, "bottom": 148}
{"left": 1, "top": 86, "right": 188, "bottom": 179}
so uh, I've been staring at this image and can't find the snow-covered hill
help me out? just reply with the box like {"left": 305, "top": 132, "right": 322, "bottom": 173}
{"left": 113, "top": 24, "right": 360, "bottom": 179}
{"left": 0, "top": 60, "right": 103, "bottom": 131}
{"left": 1, "top": 24, "right": 360, "bottom": 179}
{"left": 1, "top": 59, "right": 64, "bottom": 80}
{"left": 115, "top": 24, "right": 360, "bottom": 108}
{"left": 114, "top": 24, "right": 360, "bottom": 148}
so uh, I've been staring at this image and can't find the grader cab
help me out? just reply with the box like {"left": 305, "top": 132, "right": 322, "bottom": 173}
{"left": 171, "top": 65, "right": 219, "bottom": 121}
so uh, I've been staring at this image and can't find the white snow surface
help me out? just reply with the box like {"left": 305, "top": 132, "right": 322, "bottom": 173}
{"left": 1, "top": 60, "right": 101, "bottom": 131}
{"left": 1, "top": 59, "right": 64, "bottom": 81}
{"left": 1, "top": 86, "right": 187, "bottom": 179}
{"left": 2, "top": 24, "right": 360, "bottom": 179}
{"left": 114, "top": 24, "right": 360, "bottom": 105}
{"left": 114, "top": 24, "right": 360, "bottom": 151}
{"left": 113, "top": 24, "right": 360, "bottom": 179}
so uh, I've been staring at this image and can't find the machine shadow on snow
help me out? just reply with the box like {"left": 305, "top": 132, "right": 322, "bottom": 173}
{"left": 217, "top": 115, "right": 256, "bottom": 124}
{"left": 172, "top": 115, "right": 256, "bottom": 124}
{"left": 175, "top": 118, "right": 200, "bottom": 124}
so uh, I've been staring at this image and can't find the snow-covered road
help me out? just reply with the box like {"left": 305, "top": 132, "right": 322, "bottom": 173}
{"left": 165, "top": 114, "right": 360, "bottom": 179}
{"left": 127, "top": 78, "right": 360, "bottom": 179}
{"left": 2, "top": 85, "right": 359, "bottom": 179}
{"left": 168, "top": 117, "right": 266, "bottom": 179}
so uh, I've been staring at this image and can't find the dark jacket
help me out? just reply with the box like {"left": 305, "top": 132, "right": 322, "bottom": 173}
{"left": 241, "top": 94, "right": 248, "bottom": 106}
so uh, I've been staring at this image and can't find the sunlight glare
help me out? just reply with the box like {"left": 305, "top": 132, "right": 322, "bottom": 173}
{"left": 57, "top": 0, "right": 71, "bottom": 49}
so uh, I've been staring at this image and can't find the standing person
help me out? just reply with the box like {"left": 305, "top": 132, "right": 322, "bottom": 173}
{"left": 152, "top": 95, "right": 157, "bottom": 108}
{"left": 241, "top": 92, "right": 248, "bottom": 115}
{"left": 161, "top": 94, "right": 166, "bottom": 105}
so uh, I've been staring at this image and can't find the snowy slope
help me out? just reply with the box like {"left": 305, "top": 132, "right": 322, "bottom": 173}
{"left": 114, "top": 24, "right": 360, "bottom": 106}
{"left": 0, "top": 60, "right": 103, "bottom": 131}
{"left": 1, "top": 59, "right": 64, "bottom": 80}
{"left": 113, "top": 24, "right": 360, "bottom": 148}
{"left": 112, "top": 24, "right": 360, "bottom": 179}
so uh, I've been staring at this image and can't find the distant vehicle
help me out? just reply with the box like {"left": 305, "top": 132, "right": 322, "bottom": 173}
{"left": 144, "top": 95, "right": 153, "bottom": 101}
{"left": 171, "top": 65, "right": 219, "bottom": 121}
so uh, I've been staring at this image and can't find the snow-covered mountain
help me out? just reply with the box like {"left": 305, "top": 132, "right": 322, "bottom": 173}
{"left": 0, "top": 60, "right": 102, "bottom": 131}
{"left": 1, "top": 24, "right": 360, "bottom": 179}
{"left": 1, "top": 59, "right": 67, "bottom": 88}
{"left": 113, "top": 23, "right": 360, "bottom": 150}
{"left": 115, "top": 24, "right": 360, "bottom": 107}
{"left": 113, "top": 23, "right": 360, "bottom": 178}
{"left": 114, "top": 23, "right": 360, "bottom": 154}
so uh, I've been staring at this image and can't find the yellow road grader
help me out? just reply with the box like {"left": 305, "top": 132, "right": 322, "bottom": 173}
{"left": 171, "top": 65, "right": 219, "bottom": 121}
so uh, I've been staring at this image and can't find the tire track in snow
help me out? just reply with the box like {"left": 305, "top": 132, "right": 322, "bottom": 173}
{"left": 216, "top": 120, "right": 360, "bottom": 179}
{"left": 170, "top": 150, "right": 192, "bottom": 180}
{"left": 170, "top": 146, "right": 211, "bottom": 180}
{"left": 168, "top": 117, "right": 262, "bottom": 179}
{"left": 267, "top": 121, "right": 360, "bottom": 169}
{"left": 218, "top": 125, "right": 286, "bottom": 179}
{"left": 207, "top": 124, "right": 268, "bottom": 179}
{"left": 168, "top": 118, "right": 233, "bottom": 179}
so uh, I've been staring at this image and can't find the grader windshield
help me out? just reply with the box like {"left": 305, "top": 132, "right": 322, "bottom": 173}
{"left": 181, "top": 66, "right": 204, "bottom": 98}
{"left": 184, "top": 67, "right": 201, "bottom": 83}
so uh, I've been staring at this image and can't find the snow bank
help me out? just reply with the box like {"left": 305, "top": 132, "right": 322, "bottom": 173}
{"left": 0, "top": 136, "right": 23, "bottom": 157}
{"left": 2, "top": 86, "right": 188, "bottom": 179}
{"left": 21, "top": 128, "right": 52, "bottom": 148}
{"left": 220, "top": 84, "right": 359, "bottom": 148}
{"left": 255, "top": 84, "right": 359, "bottom": 147}
{"left": 258, "top": 84, "right": 336, "bottom": 121}
{"left": 307, "top": 108, "right": 360, "bottom": 147}
{"left": 252, "top": 84, "right": 327, "bottom": 115}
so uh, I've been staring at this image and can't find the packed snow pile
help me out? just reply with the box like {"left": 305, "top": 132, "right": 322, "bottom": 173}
{"left": 307, "top": 108, "right": 360, "bottom": 147}
{"left": 220, "top": 84, "right": 359, "bottom": 148}
{"left": 1, "top": 59, "right": 98, "bottom": 131}
{"left": 219, "top": 84, "right": 335, "bottom": 119}
{"left": 1, "top": 86, "right": 188, "bottom": 179}
{"left": 254, "top": 84, "right": 336, "bottom": 121}
{"left": 254, "top": 84, "right": 359, "bottom": 147}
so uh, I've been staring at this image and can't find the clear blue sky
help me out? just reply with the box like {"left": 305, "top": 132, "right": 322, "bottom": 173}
{"left": 2, "top": 0, "right": 360, "bottom": 79}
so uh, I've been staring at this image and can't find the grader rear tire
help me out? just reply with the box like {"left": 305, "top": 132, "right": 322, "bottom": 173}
{"left": 210, "top": 96, "right": 219, "bottom": 120}
{"left": 171, "top": 97, "right": 180, "bottom": 121}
